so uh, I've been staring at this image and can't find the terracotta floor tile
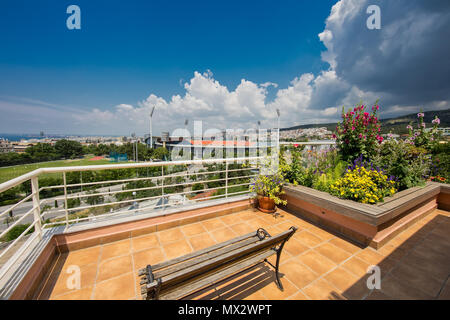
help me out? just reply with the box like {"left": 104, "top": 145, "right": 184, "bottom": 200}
{"left": 101, "top": 239, "right": 131, "bottom": 261}
{"left": 133, "top": 247, "right": 166, "bottom": 270}
{"left": 188, "top": 233, "right": 216, "bottom": 251}
{"left": 380, "top": 274, "right": 433, "bottom": 300}
{"left": 307, "top": 226, "right": 336, "bottom": 241}
{"left": 365, "top": 290, "right": 392, "bottom": 300}
{"left": 356, "top": 248, "right": 386, "bottom": 265}
{"left": 297, "top": 250, "right": 336, "bottom": 275}
{"left": 303, "top": 278, "right": 345, "bottom": 300}
{"left": 287, "top": 290, "right": 309, "bottom": 300}
{"left": 329, "top": 237, "right": 361, "bottom": 254}
{"left": 293, "top": 230, "right": 324, "bottom": 248}
{"left": 284, "top": 238, "right": 309, "bottom": 257}
{"left": 180, "top": 223, "right": 208, "bottom": 237}
{"left": 274, "top": 221, "right": 298, "bottom": 232}
{"left": 219, "top": 213, "right": 241, "bottom": 226}
{"left": 259, "top": 275, "right": 299, "bottom": 300}
{"left": 342, "top": 256, "right": 371, "bottom": 278}
{"left": 241, "top": 290, "right": 267, "bottom": 300}
{"left": 237, "top": 211, "right": 257, "bottom": 221}
{"left": 389, "top": 262, "right": 444, "bottom": 297}
{"left": 131, "top": 233, "right": 160, "bottom": 252}
{"left": 94, "top": 272, "right": 136, "bottom": 300}
{"left": 53, "top": 286, "right": 94, "bottom": 300}
{"left": 157, "top": 228, "right": 184, "bottom": 245}
{"left": 324, "top": 267, "right": 359, "bottom": 292}
{"left": 401, "top": 250, "right": 450, "bottom": 281}
{"left": 262, "top": 225, "right": 284, "bottom": 236}
{"left": 201, "top": 218, "right": 227, "bottom": 231}
{"left": 282, "top": 259, "right": 319, "bottom": 289}
{"left": 246, "top": 218, "right": 268, "bottom": 230}
{"left": 63, "top": 246, "right": 101, "bottom": 267}
{"left": 97, "top": 255, "right": 133, "bottom": 282}
{"left": 162, "top": 239, "right": 193, "bottom": 260}
{"left": 376, "top": 244, "right": 408, "bottom": 261}
{"left": 286, "top": 216, "right": 313, "bottom": 229}
{"left": 341, "top": 277, "right": 371, "bottom": 300}
{"left": 211, "top": 227, "right": 237, "bottom": 243}
{"left": 230, "top": 222, "right": 254, "bottom": 235}
{"left": 315, "top": 243, "right": 352, "bottom": 264}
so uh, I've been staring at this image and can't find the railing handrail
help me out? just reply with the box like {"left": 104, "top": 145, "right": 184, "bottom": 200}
{"left": 0, "top": 157, "right": 262, "bottom": 193}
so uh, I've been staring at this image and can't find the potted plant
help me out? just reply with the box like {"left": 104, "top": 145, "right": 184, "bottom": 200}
{"left": 250, "top": 172, "right": 287, "bottom": 213}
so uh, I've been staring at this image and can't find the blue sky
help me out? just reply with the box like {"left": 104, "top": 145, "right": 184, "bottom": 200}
{"left": 1, "top": 0, "right": 449, "bottom": 135}
{"left": 0, "top": 1, "right": 333, "bottom": 109}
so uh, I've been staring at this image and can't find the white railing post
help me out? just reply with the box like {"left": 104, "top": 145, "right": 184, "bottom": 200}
{"left": 31, "top": 176, "right": 42, "bottom": 240}
{"left": 63, "top": 172, "right": 69, "bottom": 229}
{"left": 225, "top": 161, "right": 228, "bottom": 199}
{"left": 161, "top": 166, "right": 165, "bottom": 210}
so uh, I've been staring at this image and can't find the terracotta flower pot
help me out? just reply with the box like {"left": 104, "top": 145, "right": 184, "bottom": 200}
{"left": 257, "top": 196, "right": 276, "bottom": 213}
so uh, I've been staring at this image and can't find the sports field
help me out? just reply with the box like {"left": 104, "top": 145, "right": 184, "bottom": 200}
{"left": 0, "top": 156, "right": 128, "bottom": 183}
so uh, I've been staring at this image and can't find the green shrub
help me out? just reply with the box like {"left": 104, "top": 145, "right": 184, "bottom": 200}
{"left": 373, "top": 139, "right": 430, "bottom": 190}
{"left": 4, "top": 224, "right": 34, "bottom": 242}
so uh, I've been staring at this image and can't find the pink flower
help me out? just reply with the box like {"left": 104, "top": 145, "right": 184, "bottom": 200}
{"left": 294, "top": 144, "right": 299, "bottom": 148}
{"left": 417, "top": 112, "right": 424, "bottom": 118}
{"left": 432, "top": 117, "right": 440, "bottom": 125}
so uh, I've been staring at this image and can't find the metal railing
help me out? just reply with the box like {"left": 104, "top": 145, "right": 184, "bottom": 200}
{"left": 0, "top": 157, "right": 262, "bottom": 281}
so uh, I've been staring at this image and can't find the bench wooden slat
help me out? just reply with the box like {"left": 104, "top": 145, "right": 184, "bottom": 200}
{"left": 160, "top": 249, "right": 276, "bottom": 300}
{"left": 148, "top": 231, "right": 259, "bottom": 272}
{"left": 145, "top": 229, "right": 293, "bottom": 292}
{"left": 153, "top": 236, "right": 262, "bottom": 279}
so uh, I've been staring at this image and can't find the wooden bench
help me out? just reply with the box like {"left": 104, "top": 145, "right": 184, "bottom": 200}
{"left": 138, "top": 226, "right": 298, "bottom": 300}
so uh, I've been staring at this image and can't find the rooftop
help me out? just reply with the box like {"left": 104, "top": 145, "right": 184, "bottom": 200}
{"left": 34, "top": 207, "right": 450, "bottom": 300}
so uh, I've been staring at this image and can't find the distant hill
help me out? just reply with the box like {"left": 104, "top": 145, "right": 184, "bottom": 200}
{"left": 281, "top": 108, "right": 450, "bottom": 134}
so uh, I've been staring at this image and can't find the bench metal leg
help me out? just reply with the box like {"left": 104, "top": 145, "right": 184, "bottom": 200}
{"left": 264, "top": 226, "right": 298, "bottom": 292}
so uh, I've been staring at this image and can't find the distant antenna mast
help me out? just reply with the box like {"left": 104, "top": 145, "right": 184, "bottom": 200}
{"left": 184, "top": 119, "right": 189, "bottom": 138}
{"left": 150, "top": 105, "right": 156, "bottom": 148}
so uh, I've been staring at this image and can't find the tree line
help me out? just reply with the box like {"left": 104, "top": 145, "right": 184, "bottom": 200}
{"left": 0, "top": 140, "right": 169, "bottom": 167}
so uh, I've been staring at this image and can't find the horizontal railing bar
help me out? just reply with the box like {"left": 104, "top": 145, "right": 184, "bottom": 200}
{"left": 0, "top": 223, "right": 39, "bottom": 281}
{"left": 64, "top": 180, "right": 253, "bottom": 212}
{"left": 0, "top": 192, "right": 35, "bottom": 218}
{"left": 37, "top": 166, "right": 257, "bottom": 191}
{"left": 0, "top": 206, "right": 37, "bottom": 239}
{"left": 44, "top": 189, "right": 252, "bottom": 227}
{"left": 0, "top": 157, "right": 262, "bottom": 193}
{"left": 0, "top": 220, "right": 37, "bottom": 261}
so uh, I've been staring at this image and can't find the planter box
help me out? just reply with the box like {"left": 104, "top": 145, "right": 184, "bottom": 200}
{"left": 281, "top": 182, "right": 449, "bottom": 249}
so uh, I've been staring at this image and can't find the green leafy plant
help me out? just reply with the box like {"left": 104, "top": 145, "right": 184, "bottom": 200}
{"left": 250, "top": 172, "right": 287, "bottom": 205}
{"left": 373, "top": 138, "right": 430, "bottom": 190}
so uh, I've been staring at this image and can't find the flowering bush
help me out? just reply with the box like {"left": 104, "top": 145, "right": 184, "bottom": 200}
{"left": 330, "top": 156, "right": 397, "bottom": 204}
{"left": 250, "top": 172, "right": 287, "bottom": 205}
{"left": 405, "top": 111, "right": 441, "bottom": 150}
{"left": 334, "top": 102, "right": 383, "bottom": 162}
{"left": 373, "top": 138, "right": 431, "bottom": 190}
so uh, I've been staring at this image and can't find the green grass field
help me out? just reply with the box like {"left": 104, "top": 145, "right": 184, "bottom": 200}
{"left": 0, "top": 156, "right": 128, "bottom": 183}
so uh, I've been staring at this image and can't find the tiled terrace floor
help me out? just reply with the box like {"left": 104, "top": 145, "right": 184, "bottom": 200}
{"left": 35, "top": 207, "right": 450, "bottom": 300}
